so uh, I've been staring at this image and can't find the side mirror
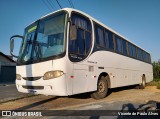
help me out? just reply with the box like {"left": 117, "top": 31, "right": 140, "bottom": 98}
{"left": 10, "top": 35, "right": 23, "bottom": 58}
{"left": 70, "top": 25, "right": 77, "bottom": 40}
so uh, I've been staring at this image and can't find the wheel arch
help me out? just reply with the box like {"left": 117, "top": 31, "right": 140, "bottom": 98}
{"left": 142, "top": 74, "right": 146, "bottom": 80}
{"left": 142, "top": 74, "right": 145, "bottom": 77}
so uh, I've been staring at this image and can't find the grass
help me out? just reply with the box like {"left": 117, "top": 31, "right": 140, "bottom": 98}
{"left": 146, "top": 78, "right": 160, "bottom": 89}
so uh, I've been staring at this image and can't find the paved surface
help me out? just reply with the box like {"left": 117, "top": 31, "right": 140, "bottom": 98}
{"left": 0, "top": 86, "right": 160, "bottom": 118}
{"left": 0, "top": 84, "right": 32, "bottom": 103}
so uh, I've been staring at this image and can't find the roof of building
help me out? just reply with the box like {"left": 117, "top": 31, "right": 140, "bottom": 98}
{"left": 0, "top": 52, "right": 16, "bottom": 63}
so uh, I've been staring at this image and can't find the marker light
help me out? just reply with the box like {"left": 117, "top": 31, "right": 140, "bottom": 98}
{"left": 43, "top": 70, "right": 64, "bottom": 80}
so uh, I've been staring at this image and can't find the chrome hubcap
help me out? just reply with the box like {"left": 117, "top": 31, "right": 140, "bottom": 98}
{"left": 98, "top": 81, "right": 105, "bottom": 93}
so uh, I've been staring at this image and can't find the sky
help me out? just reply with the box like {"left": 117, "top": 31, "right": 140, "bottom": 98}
{"left": 0, "top": 0, "right": 159, "bottom": 61}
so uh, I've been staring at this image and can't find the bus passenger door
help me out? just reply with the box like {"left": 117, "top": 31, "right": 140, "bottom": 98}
{"left": 68, "top": 12, "right": 92, "bottom": 95}
{"left": 72, "top": 64, "right": 88, "bottom": 94}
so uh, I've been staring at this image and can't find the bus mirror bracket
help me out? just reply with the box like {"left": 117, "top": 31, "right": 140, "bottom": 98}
{"left": 10, "top": 35, "right": 23, "bottom": 58}
{"left": 70, "top": 25, "right": 77, "bottom": 40}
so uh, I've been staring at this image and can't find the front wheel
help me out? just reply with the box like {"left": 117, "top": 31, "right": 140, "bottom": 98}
{"left": 91, "top": 76, "right": 108, "bottom": 99}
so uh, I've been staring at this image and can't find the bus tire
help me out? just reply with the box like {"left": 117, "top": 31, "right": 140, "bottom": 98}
{"left": 139, "top": 76, "right": 146, "bottom": 89}
{"left": 91, "top": 76, "right": 108, "bottom": 99}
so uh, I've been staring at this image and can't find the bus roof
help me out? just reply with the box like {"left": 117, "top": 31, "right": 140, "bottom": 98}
{"left": 31, "top": 8, "right": 150, "bottom": 54}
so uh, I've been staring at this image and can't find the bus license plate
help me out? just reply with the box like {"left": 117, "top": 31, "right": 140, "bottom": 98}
{"left": 28, "top": 90, "right": 37, "bottom": 94}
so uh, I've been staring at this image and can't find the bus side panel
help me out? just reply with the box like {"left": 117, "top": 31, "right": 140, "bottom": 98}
{"left": 85, "top": 51, "right": 153, "bottom": 89}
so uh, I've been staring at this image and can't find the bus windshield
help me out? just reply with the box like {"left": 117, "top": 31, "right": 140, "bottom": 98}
{"left": 18, "top": 12, "right": 67, "bottom": 64}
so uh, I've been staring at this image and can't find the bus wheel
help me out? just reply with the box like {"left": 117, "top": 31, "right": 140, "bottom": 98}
{"left": 139, "top": 76, "right": 146, "bottom": 89}
{"left": 91, "top": 76, "right": 108, "bottom": 99}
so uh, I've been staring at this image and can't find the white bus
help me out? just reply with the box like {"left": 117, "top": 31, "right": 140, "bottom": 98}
{"left": 10, "top": 8, "right": 153, "bottom": 99}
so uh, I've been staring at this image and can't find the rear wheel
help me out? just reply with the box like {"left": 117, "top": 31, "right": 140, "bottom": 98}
{"left": 139, "top": 76, "right": 146, "bottom": 89}
{"left": 91, "top": 76, "right": 108, "bottom": 99}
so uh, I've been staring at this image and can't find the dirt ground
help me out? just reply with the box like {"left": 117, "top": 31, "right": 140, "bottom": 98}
{"left": 0, "top": 86, "right": 160, "bottom": 110}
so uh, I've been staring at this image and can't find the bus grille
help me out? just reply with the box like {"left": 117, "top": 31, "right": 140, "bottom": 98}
{"left": 22, "top": 86, "right": 44, "bottom": 90}
{"left": 22, "top": 77, "right": 41, "bottom": 81}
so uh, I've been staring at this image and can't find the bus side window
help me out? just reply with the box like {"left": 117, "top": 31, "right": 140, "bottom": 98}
{"left": 95, "top": 24, "right": 114, "bottom": 51}
{"left": 115, "top": 36, "right": 123, "bottom": 53}
{"left": 104, "top": 29, "right": 114, "bottom": 50}
{"left": 137, "top": 48, "right": 143, "bottom": 60}
{"left": 148, "top": 54, "right": 151, "bottom": 63}
{"left": 95, "top": 25, "right": 105, "bottom": 48}
{"left": 115, "top": 36, "right": 127, "bottom": 56}
{"left": 128, "top": 43, "right": 136, "bottom": 58}
{"left": 143, "top": 51, "right": 147, "bottom": 62}
{"left": 146, "top": 53, "right": 151, "bottom": 63}
{"left": 122, "top": 40, "right": 127, "bottom": 56}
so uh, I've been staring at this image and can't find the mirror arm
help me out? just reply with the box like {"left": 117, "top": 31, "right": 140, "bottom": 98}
{"left": 10, "top": 52, "right": 18, "bottom": 58}
{"left": 10, "top": 35, "right": 24, "bottom": 58}
{"left": 10, "top": 35, "right": 23, "bottom": 39}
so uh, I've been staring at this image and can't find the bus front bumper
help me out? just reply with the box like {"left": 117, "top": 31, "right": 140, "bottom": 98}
{"left": 15, "top": 75, "right": 68, "bottom": 96}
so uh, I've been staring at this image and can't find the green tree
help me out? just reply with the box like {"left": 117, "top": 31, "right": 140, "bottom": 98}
{"left": 152, "top": 60, "right": 160, "bottom": 80}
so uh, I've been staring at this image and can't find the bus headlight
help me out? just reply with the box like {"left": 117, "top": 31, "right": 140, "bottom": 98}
{"left": 43, "top": 70, "right": 64, "bottom": 80}
{"left": 16, "top": 74, "right": 21, "bottom": 80}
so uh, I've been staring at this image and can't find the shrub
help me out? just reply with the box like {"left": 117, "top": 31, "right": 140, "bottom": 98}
{"left": 152, "top": 61, "right": 160, "bottom": 80}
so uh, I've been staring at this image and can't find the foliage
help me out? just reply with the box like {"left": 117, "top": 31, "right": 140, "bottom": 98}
{"left": 144, "top": 60, "right": 160, "bottom": 89}
{"left": 152, "top": 61, "right": 160, "bottom": 80}
{"left": 146, "top": 80, "right": 160, "bottom": 89}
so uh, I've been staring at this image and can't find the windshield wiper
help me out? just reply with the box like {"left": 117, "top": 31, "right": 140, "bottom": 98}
{"left": 34, "top": 41, "right": 42, "bottom": 60}
{"left": 19, "top": 37, "right": 33, "bottom": 62}
{"left": 33, "top": 41, "right": 48, "bottom": 60}
{"left": 20, "top": 39, "right": 48, "bottom": 63}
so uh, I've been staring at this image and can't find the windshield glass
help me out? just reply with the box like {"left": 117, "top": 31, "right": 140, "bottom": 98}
{"left": 18, "top": 12, "right": 67, "bottom": 64}
{"left": 18, "top": 23, "right": 37, "bottom": 63}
